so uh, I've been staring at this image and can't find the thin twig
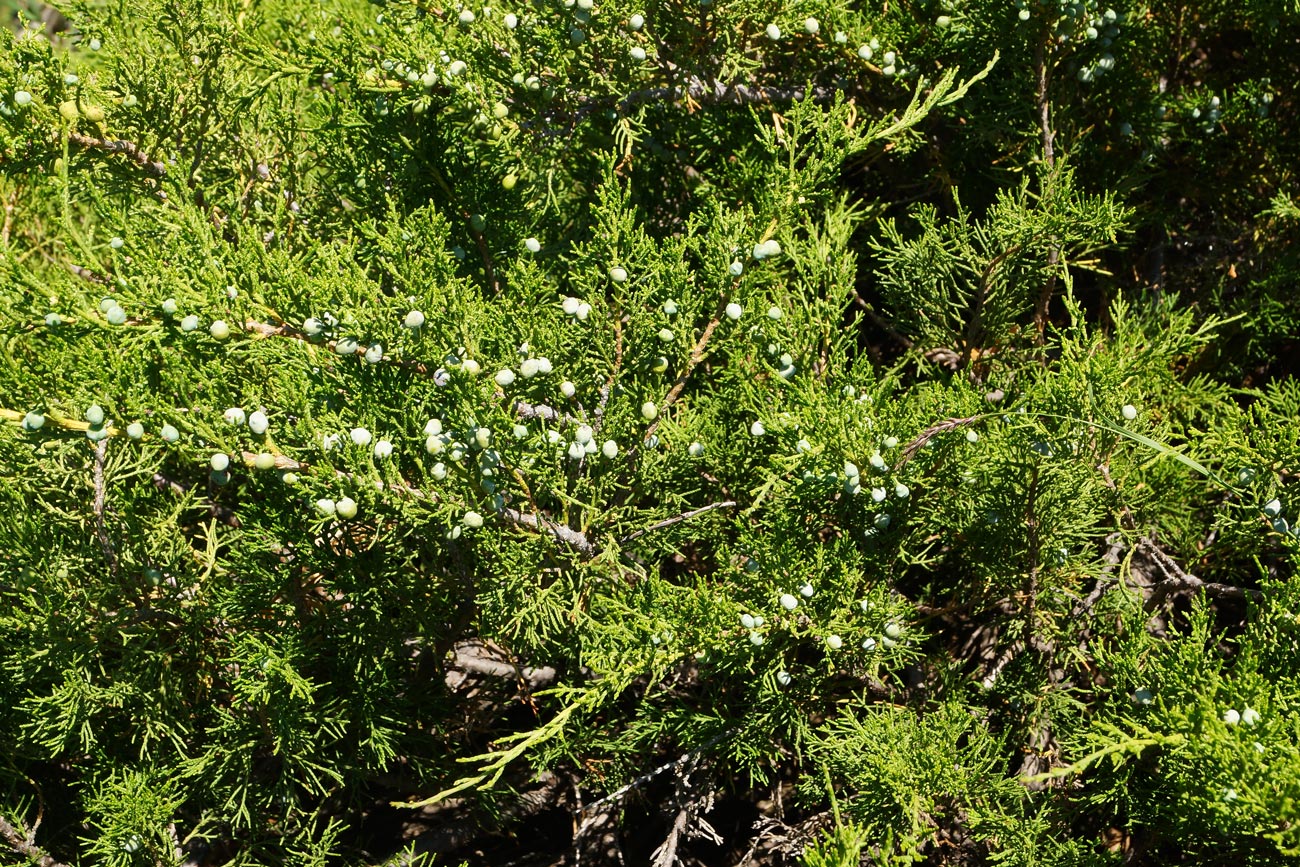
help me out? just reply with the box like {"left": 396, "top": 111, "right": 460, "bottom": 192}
{"left": 68, "top": 131, "right": 167, "bottom": 177}
{"left": 151, "top": 472, "right": 242, "bottom": 528}
{"left": 618, "top": 501, "right": 737, "bottom": 545}
{"left": 93, "top": 439, "right": 117, "bottom": 575}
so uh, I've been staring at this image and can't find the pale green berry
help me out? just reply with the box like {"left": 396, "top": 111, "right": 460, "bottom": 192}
{"left": 1263, "top": 499, "right": 1282, "bottom": 518}
{"left": 825, "top": 634, "right": 842, "bottom": 650}
{"left": 765, "top": 23, "right": 781, "bottom": 40}
{"left": 729, "top": 260, "right": 744, "bottom": 276}
{"left": 804, "top": 17, "right": 819, "bottom": 34}
{"left": 883, "top": 436, "right": 899, "bottom": 449}
{"left": 254, "top": 452, "right": 276, "bottom": 470}
{"left": 23, "top": 412, "right": 45, "bottom": 431}
{"left": 161, "top": 298, "right": 178, "bottom": 315}
{"left": 936, "top": 15, "right": 951, "bottom": 27}
{"left": 336, "top": 496, "right": 358, "bottom": 519}
{"left": 430, "top": 461, "right": 449, "bottom": 480}
{"left": 884, "top": 622, "right": 902, "bottom": 639}
{"left": 858, "top": 44, "right": 872, "bottom": 60}
{"left": 799, "top": 582, "right": 814, "bottom": 598}
{"left": 688, "top": 441, "right": 704, "bottom": 457}
{"left": 1018, "top": 8, "right": 1030, "bottom": 20}
{"left": 630, "top": 46, "right": 646, "bottom": 61}
{"left": 364, "top": 343, "right": 384, "bottom": 364}
{"left": 350, "top": 427, "right": 372, "bottom": 447}
{"left": 862, "top": 637, "right": 877, "bottom": 651}
{"left": 725, "top": 302, "right": 743, "bottom": 320}
{"left": 374, "top": 440, "right": 394, "bottom": 459}
{"left": 1242, "top": 707, "right": 1261, "bottom": 726}
{"left": 459, "top": 9, "right": 475, "bottom": 23}
{"left": 1223, "top": 708, "right": 1240, "bottom": 725}
{"left": 160, "top": 423, "right": 179, "bottom": 443}
{"left": 513, "top": 424, "right": 528, "bottom": 439}
{"left": 99, "top": 298, "right": 117, "bottom": 313}
{"left": 749, "top": 631, "right": 765, "bottom": 645}
{"left": 504, "top": 12, "right": 518, "bottom": 28}
{"left": 560, "top": 381, "right": 576, "bottom": 398}
{"left": 334, "top": 337, "right": 358, "bottom": 355}
{"left": 869, "top": 452, "right": 886, "bottom": 470}
{"left": 641, "top": 401, "right": 658, "bottom": 420}
{"left": 601, "top": 439, "right": 619, "bottom": 459}
{"left": 87, "top": 426, "right": 108, "bottom": 441}
{"left": 316, "top": 498, "right": 337, "bottom": 517}
{"left": 966, "top": 429, "right": 979, "bottom": 443}
{"left": 424, "top": 419, "right": 443, "bottom": 437}
{"left": 13, "top": 90, "right": 32, "bottom": 106}
{"left": 495, "top": 368, "right": 516, "bottom": 387}
{"left": 462, "top": 358, "right": 481, "bottom": 376}
{"left": 282, "top": 472, "right": 298, "bottom": 485}
{"left": 85, "top": 404, "right": 105, "bottom": 425}
{"left": 609, "top": 266, "right": 628, "bottom": 282}
{"left": 629, "top": 13, "right": 644, "bottom": 30}
{"left": 210, "top": 452, "right": 230, "bottom": 472}
{"left": 750, "top": 421, "right": 765, "bottom": 436}
{"left": 776, "top": 670, "right": 792, "bottom": 686}
{"left": 658, "top": 328, "right": 674, "bottom": 342}
{"left": 248, "top": 410, "right": 269, "bottom": 435}
{"left": 894, "top": 483, "right": 910, "bottom": 499}
{"left": 662, "top": 299, "right": 678, "bottom": 316}
{"left": 1122, "top": 404, "right": 1138, "bottom": 420}
{"left": 474, "top": 427, "right": 492, "bottom": 449}
{"left": 223, "top": 407, "right": 246, "bottom": 426}
{"left": 651, "top": 356, "right": 669, "bottom": 373}
{"left": 525, "top": 237, "right": 541, "bottom": 253}
{"left": 181, "top": 315, "right": 200, "bottom": 332}
{"left": 463, "top": 510, "right": 484, "bottom": 528}
{"left": 209, "top": 320, "right": 231, "bottom": 340}
{"left": 574, "top": 424, "right": 594, "bottom": 445}
{"left": 404, "top": 309, "right": 425, "bottom": 328}
{"left": 767, "top": 306, "right": 782, "bottom": 320}
{"left": 303, "top": 317, "right": 325, "bottom": 336}
{"left": 45, "top": 313, "right": 62, "bottom": 327}
{"left": 126, "top": 422, "right": 144, "bottom": 439}
{"left": 796, "top": 439, "right": 811, "bottom": 453}
{"left": 520, "top": 358, "right": 541, "bottom": 378}
{"left": 874, "top": 513, "right": 891, "bottom": 529}
{"left": 780, "top": 593, "right": 798, "bottom": 610}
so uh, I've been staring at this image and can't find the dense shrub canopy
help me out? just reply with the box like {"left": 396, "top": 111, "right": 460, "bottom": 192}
{"left": 1, "top": 0, "right": 1298, "bottom": 864}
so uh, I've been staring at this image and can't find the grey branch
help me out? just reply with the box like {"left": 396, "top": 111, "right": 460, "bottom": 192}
{"left": 513, "top": 400, "right": 577, "bottom": 426}
{"left": 618, "top": 501, "right": 738, "bottom": 545}
{"left": 1141, "top": 539, "right": 1262, "bottom": 610}
{"left": 501, "top": 508, "right": 596, "bottom": 557}
{"left": 0, "top": 814, "right": 71, "bottom": 867}
{"left": 93, "top": 439, "right": 117, "bottom": 575}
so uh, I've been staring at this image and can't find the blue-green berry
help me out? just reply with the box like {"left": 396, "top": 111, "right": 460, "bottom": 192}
{"left": 181, "top": 315, "right": 200, "bottom": 332}
{"left": 85, "top": 404, "right": 105, "bottom": 425}
{"left": 160, "top": 423, "right": 179, "bottom": 443}
{"left": 126, "top": 422, "right": 144, "bottom": 439}
{"left": 23, "top": 412, "right": 45, "bottom": 431}
{"left": 161, "top": 298, "right": 178, "bottom": 315}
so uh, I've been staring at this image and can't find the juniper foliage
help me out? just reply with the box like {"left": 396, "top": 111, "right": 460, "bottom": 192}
{"left": 1, "top": 0, "right": 1298, "bottom": 864}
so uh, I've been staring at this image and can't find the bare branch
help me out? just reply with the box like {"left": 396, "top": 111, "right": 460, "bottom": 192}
{"left": 0, "top": 814, "right": 71, "bottom": 867}
{"left": 68, "top": 131, "right": 167, "bottom": 177}
{"left": 501, "top": 508, "right": 596, "bottom": 557}
{"left": 618, "top": 501, "right": 737, "bottom": 546}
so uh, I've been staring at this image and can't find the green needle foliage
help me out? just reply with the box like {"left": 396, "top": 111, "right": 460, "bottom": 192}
{"left": 1, "top": 0, "right": 1298, "bottom": 864}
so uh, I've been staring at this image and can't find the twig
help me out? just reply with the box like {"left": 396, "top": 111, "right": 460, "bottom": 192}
{"left": 92, "top": 439, "right": 117, "bottom": 575}
{"left": 151, "top": 472, "right": 242, "bottom": 528}
{"left": 68, "top": 131, "right": 167, "bottom": 177}
{"left": 514, "top": 400, "right": 577, "bottom": 426}
{"left": 617, "top": 501, "right": 737, "bottom": 545}
{"left": 0, "top": 814, "right": 71, "bottom": 867}
{"left": 501, "top": 507, "right": 596, "bottom": 557}
{"left": 1140, "top": 539, "right": 1261, "bottom": 610}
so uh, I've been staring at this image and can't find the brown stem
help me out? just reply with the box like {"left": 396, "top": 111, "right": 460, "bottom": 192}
{"left": 68, "top": 131, "right": 167, "bottom": 177}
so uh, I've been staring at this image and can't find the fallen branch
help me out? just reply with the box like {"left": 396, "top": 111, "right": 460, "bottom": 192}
{"left": 618, "top": 501, "right": 737, "bottom": 545}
